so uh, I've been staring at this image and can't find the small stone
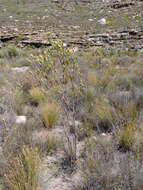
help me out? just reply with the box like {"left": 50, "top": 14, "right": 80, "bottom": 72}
{"left": 88, "top": 18, "right": 94, "bottom": 22}
{"left": 16, "top": 116, "right": 27, "bottom": 125}
{"left": 63, "top": 43, "right": 67, "bottom": 47}
{"left": 101, "top": 133, "right": 106, "bottom": 136}
{"left": 69, "top": 47, "right": 78, "bottom": 53}
{"left": 12, "top": 66, "right": 29, "bottom": 73}
{"left": 69, "top": 120, "right": 82, "bottom": 127}
{"left": 98, "top": 18, "right": 106, "bottom": 25}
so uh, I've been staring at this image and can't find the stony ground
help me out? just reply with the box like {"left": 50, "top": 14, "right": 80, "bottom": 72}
{"left": 0, "top": 0, "right": 143, "bottom": 50}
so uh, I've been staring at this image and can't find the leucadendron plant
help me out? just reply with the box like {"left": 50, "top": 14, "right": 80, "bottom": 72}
{"left": 32, "top": 40, "right": 85, "bottom": 166}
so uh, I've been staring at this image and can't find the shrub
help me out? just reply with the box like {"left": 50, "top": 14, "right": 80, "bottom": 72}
{"left": 119, "top": 123, "right": 135, "bottom": 151}
{"left": 7, "top": 45, "right": 20, "bottom": 57}
{"left": 29, "top": 87, "right": 45, "bottom": 105}
{"left": 83, "top": 94, "right": 114, "bottom": 133}
{"left": 39, "top": 134, "right": 58, "bottom": 154}
{"left": 79, "top": 138, "right": 114, "bottom": 190}
{"left": 4, "top": 146, "right": 40, "bottom": 190}
{"left": 32, "top": 130, "right": 58, "bottom": 155}
{"left": 14, "top": 89, "right": 25, "bottom": 114}
{"left": 14, "top": 88, "right": 29, "bottom": 114}
{"left": 40, "top": 102, "right": 60, "bottom": 128}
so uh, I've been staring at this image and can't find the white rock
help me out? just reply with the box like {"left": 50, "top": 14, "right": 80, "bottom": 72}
{"left": 101, "top": 133, "right": 106, "bottom": 136}
{"left": 12, "top": 66, "right": 29, "bottom": 73}
{"left": 88, "top": 18, "right": 94, "bottom": 22}
{"left": 103, "top": 0, "right": 110, "bottom": 2}
{"left": 69, "top": 120, "right": 82, "bottom": 127}
{"left": 63, "top": 43, "right": 67, "bottom": 47}
{"left": 69, "top": 46, "right": 78, "bottom": 53}
{"left": 16, "top": 116, "right": 27, "bottom": 125}
{"left": 75, "top": 120, "right": 82, "bottom": 127}
{"left": 98, "top": 18, "right": 106, "bottom": 25}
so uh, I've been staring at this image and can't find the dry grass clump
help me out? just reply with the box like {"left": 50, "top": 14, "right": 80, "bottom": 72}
{"left": 95, "top": 96, "right": 113, "bottom": 124}
{"left": 29, "top": 87, "right": 45, "bottom": 105}
{"left": 40, "top": 102, "right": 60, "bottom": 128}
{"left": 98, "top": 65, "right": 116, "bottom": 90}
{"left": 4, "top": 146, "right": 40, "bottom": 190}
{"left": 119, "top": 122, "right": 135, "bottom": 151}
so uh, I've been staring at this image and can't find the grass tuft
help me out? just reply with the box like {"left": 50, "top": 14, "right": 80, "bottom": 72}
{"left": 40, "top": 102, "right": 60, "bottom": 128}
{"left": 29, "top": 87, "right": 45, "bottom": 105}
{"left": 119, "top": 122, "right": 135, "bottom": 151}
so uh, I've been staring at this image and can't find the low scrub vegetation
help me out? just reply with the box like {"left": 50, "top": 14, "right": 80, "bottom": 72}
{"left": 0, "top": 41, "right": 143, "bottom": 189}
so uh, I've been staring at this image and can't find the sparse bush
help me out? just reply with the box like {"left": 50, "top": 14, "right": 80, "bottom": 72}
{"left": 0, "top": 46, "right": 20, "bottom": 58}
{"left": 14, "top": 88, "right": 30, "bottom": 114}
{"left": 29, "top": 87, "right": 45, "bottom": 105}
{"left": 61, "top": 133, "right": 77, "bottom": 171}
{"left": 3, "top": 122, "right": 33, "bottom": 158}
{"left": 32, "top": 131, "right": 58, "bottom": 155}
{"left": 7, "top": 45, "right": 20, "bottom": 57}
{"left": 14, "top": 89, "right": 25, "bottom": 114}
{"left": 40, "top": 102, "right": 60, "bottom": 128}
{"left": 13, "top": 57, "right": 30, "bottom": 67}
{"left": 79, "top": 138, "right": 115, "bottom": 190}
{"left": 4, "top": 146, "right": 40, "bottom": 190}
{"left": 77, "top": 135, "right": 143, "bottom": 190}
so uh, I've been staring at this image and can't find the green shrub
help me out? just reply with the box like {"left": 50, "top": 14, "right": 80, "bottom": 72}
{"left": 0, "top": 45, "right": 21, "bottom": 58}
{"left": 7, "top": 45, "right": 20, "bottom": 57}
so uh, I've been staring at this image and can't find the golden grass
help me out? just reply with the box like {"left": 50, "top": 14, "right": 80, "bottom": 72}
{"left": 30, "top": 87, "right": 45, "bottom": 105}
{"left": 119, "top": 122, "right": 135, "bottom": 151}
{"left": 41, "top": 102, "right": 60, "bottom": 128}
